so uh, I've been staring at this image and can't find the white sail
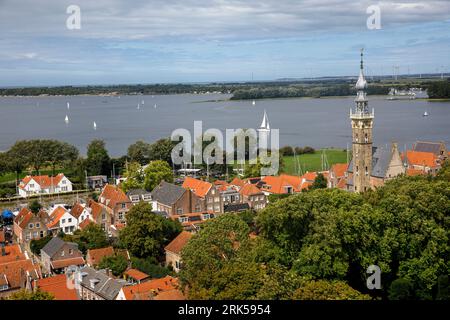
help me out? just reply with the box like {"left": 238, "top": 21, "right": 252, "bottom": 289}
{"left": 93, "top": 121, "right": 97, "bottom": 129}
{"left": 154, "top": 103, "right": 157, "bottom": 109}
{"left": 65, "top": 115, "right": 69, "bottom": 123}
{"left": 137, "top": 103, "right": 140, "bottom": 109}
{"left": 252, "top": 100, "right": 256, "bottom": 106}
{"left": 67, "top": 102, "right": 70, "bottom": 109}
{"left": 142, "top": 100, "right": 145, "bottom": 105}
{"left": 260, "top": 110, "right": 270, "bottom": 129}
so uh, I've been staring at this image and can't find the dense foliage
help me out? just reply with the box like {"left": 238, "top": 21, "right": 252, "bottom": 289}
{"left": 427, "top": 80, "right": 450, "bottom": 99}
{"left": 131, "top": 256, "right": 173, "bottom": 278}
{"left": 181, "top": 170, "right": 450, "bottom": 300}
{"left": 7, "top": 289, "right": 54, "bottom": 300}
{"left": 119, "top": 202, "right": 182, "bottom": 259}
{"left": 64, "top": 224, "right": 110, "bottom": 253}
{"left": 98, "top": 255, "right": 129, "bottom": 276}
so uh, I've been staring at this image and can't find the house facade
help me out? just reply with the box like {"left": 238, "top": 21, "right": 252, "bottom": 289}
{"left": 165, "top": 231, "right": 192, "bottom": 273}
{"left": 47, "top": 206, "right": 78, "bottom": 235}
{"left": 98, "top": 185, "right": 132, "bottom": 228}
{"left": 18, "top": 174, "right": 72, "bottom": 198}
{"left": 40, "top": 237, "right": 85, "bottom": 275}
{"left": 151, "top": 181, "right": 198, "bottom": 216}
{"left": 182, "top": 177, "right": 223, "bottom": 214}
{"left": 76, "top": 266, "right": 126, "bottom": 300}
{"left": 13, "top": 208, "right": 49, "bottom": 243}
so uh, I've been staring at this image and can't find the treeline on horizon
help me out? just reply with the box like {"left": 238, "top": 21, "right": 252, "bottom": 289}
{"left": 0, "top": 78, "right": 415, "bottom": 99}
{"left": 427, "top": 80, "right": 450, "bottom": 99}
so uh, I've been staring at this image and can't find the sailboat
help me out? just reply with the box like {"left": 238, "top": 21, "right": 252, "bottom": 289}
{"left": 252, "top": 100, "right": 256, "bottom": 106}
{"left": 67, "top": 102, "right": 70, "bottom": 110}
{"left": 64, "top": 115, "right": 69, "bottom": 123}
{"left": 423, "top": 111, "right": 429, "bottom": 117}
{"left": 93, "top": 121, "right": 97, "bottom": 130}
{"left": 141, "top": 100, "right": 145, "bottom": 105}
{"left": 154, "top": 103, "right": 157, "bottom": 109}
{"left": 137, "top": 103, "right": 140, "bottom": 110}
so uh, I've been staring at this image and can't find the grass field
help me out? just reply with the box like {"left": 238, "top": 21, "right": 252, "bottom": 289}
{"left": 282, "top": 149, "right": 348, "bottom": 175}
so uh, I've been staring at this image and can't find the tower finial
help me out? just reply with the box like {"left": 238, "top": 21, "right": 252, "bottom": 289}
{"left": 360, "top": 48, "right": 364, "bottom": 70}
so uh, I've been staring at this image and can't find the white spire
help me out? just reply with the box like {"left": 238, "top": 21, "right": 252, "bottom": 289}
{"left": 355, "top": 48, "right": 368, "bottom": 90}
{"left": 260, "top": 110, "right": 270, "bottom": 130}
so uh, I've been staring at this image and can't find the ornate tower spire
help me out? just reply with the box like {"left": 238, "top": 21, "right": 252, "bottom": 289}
{"left": 350, "top": 48, "right": 374, "bottom": 193}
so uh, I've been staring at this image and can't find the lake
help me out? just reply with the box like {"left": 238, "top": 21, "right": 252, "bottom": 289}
{"left": 0, "top": 94, "right": 449, "bottom": 156}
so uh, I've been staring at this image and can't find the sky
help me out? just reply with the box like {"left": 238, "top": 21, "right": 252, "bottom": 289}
{"left": 0, "top": 0, "right": 450, "bottom": 86}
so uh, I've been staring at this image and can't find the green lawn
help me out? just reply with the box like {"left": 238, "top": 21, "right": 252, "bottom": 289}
{"left": 282, "top": 149, "right": 348, "bottom": 175}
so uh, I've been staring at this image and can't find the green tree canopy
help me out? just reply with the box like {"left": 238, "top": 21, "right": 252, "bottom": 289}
{"left": 119, "top": 202, "right": 182, "bottom": 258}
{"left": 143, "top": 160, "right": 174, "bottom": 192}
{"left": 8, "top": 289, "right": 54, "bottom": 300}
{"left": 127, "top": 140, "right": 152, "bottom": 165}
{"left": 98, "top": 255, "right": 128, "bottom": 276}
{"left": 86, "top": 139, "right": 111, "bottom": 176}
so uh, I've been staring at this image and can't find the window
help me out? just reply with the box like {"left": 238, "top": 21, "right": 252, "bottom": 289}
{"left": 214, "top": 197, "right": 220, "bottom": 202}
{"left": 207, "top": 198, "right": 213, "bottom": 203}
{"left": 175, "top": 260, "right": 181, "bottom": 270}
{"left": 364, "top": 134, "right": 368, "bottom": 143}
{"left": 355, "top": 134, "right": 358, "bottom": 143}
{"left": 36, "top": 222, "right": 40, "bottom": 228}
{"left": 33, "top": 231, "right": 38, "bottom": 238}
{"left": 62, "top": 180, "right": 66, "bottom": 184}
{"left": 28, "top": 223, "right": 34, "bottom": 229}
{"left": 62, "top": 219, "right": 66, "bottom": 224}
{"left": 176, "top": 208, "right": 183, "bottom": 214}
{"left": 81, "top": 215, "right": 84, "bottom": 221}
{"left": 40, "top": 231, "right": 44, "bottom": 238}
{"left": 29, "top": 183, "right": 34, "bottom": 188}
{"left": 119, "top": 213, "right": 124, "bottom": 220}
{"left": 121, "top": 203, "right": 126, "bottom": 209}
{"left": 62, "top": 186, "right": 68, "bottom": 192}
{"left": 195, "top": 204, "right": 201, "bottom": 212}
{"left": 365, "top": 166, "right": 369, "bottom": 176}
{"left": 102, "top": 213, "right": 106, "bottom": 220}
{"left": 178, "top": 217, "right": 188, "bottom": 223}
{"left": 68, "top": 218, "right": 72, "bottom": 223}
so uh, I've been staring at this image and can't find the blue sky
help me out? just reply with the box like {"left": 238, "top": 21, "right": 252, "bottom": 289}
{"left": 0, "top": 0, "right": 449, "bottom": 86}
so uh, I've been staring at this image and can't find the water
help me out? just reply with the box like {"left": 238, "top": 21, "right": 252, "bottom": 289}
{"left": 0, "top": 94, "right": 449, "bottom": 156}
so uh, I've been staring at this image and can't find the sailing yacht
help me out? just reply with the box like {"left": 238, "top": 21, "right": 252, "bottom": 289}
{"left": 154, "top": 103, "right": 157, "bottom": 109}
{"left": 252, "top": 100, "right": 256, "bottom": 106}
{"left": 137, "top": 103, "right": 140, "bottom": 110}
{"left": 423, "top": 111, "right": 429, "bottom": 117}
{"left": 65, "top": 115, "right": 69, "bottom": 123}
{"left": 67, "top": 102, "right": 70, "bottom": 109}
{"left": 142, "top": 100, "right": 145, "bottom": 105}
{"left": 93, "top": 121, "right": 97, "bottom": 130}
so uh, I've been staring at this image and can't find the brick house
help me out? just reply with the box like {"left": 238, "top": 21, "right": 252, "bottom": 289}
{"left": 182, "top": 177, "right": 223, "bottom": 214}
{"left": 239, "top": 184, "right": 267, "bottom": 210}
{"left": 13, "top": 208, "right": 49, "bottom": 243}
{"left": 328, "top": 163, "right": 348, "bottom": 188}
{"left": 98, "top": 185, "right": 132, "bottom": 228}
{"left": 165, "top": 231, "right": 192, "bottom": 273}
{"left": 88, "top": 200, "right": 113, "bottom": 235}
{"left": 40, "top": 237, "right": 85, "bottom": 275}
{"left": 151, "top": 181, "right": 199, "bottom": 216}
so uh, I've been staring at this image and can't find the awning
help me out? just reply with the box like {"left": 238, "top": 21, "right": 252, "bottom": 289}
{"left": 1, "top": 210, "right": 13, "bottom": 219}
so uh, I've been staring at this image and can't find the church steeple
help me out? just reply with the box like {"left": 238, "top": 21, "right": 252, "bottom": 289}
{"left": 350, "top": 48, "right": 374, "bottom": 193}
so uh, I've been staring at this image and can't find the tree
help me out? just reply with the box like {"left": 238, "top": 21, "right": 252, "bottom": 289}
{"left": 131, "top": 256, "right": 173, "bottom": 278}
{"left": 119, "top": 202, "right": 182, "bottom": 258}
{"left": 86, "top": 140, "right": 111, "bottom": 176}
{"left": 280, "top": 146, "right": 294, "bottom": 156}
{"left": 46, "top": 140, "right": 79, "bottom": 175}
{"left": 309, "top": 173, "right": 327, "bottom": 190}
{"left": 98, "top": 255, "right": 128, "bottom": 276}
{"left": 388, "top": 278, "right": 414, "bottom": 300}
{"left": 149, "top": 138, "right": 176, "bottom": 165}
{"left": 8, "top": 289, "right": 54, "bottom": 300}
{"left": 143, "top": 160, "right": 173, "bottom": 192}
{"left": 67, "top": 224, "right": 109, "bottom": 253}
{"left": 5, "top": 141, "right": 29, "bottom": 184}
{"left": 30, "top": 235, "right": 53, "bottom": 255}
{"left": 293, "top": 280, "right": 370, "bottom": 300}
{"left": 29, "top": 200, "right": 42, "bottom": 214}
{"left": 127, "top": 140, "right": 151, "bottom": 165}
{"left": 120, "top": 162, "right": 144, "bottom": 193}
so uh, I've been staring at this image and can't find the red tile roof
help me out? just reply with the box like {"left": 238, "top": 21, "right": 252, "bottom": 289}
{"left": 47, "top": 206, "right": 68, "bottom": 229}
{"left": 0, "top": 245, "right": 26, "bottom": 264}
{"left": 35, "top": 274, "right": 78, "bottom": 300}
{"left": 407, "top": 168, "right": 427, "bottom": 176}
{"left": 165, "top": 231, "right": 192, "bottom": 255}
{"left": 0, "top": 259, "right": 41, "bottom": 290}
{"left": 0, "top": 229, "right": 5, "bottom": 243}
{"left": 182, "top": 177, "right": 212, "bottom": 198}
{"left": 70, "top": 203, "right": 85, "bottom": 219}
{"left": 230, "top": 177, "right": 246, "bottom": 189}
{"left": 99, "top": 185, "right": 130, "bottom": 209}
{"left": 403, "top": 151, "right": 438, "bottom": 168}
{"left": 88, "top": 200, "right": 104, "bottom": 220}
{"left": 87, "top": 246, "right": 115, "bottom": 266}
{"left": 336, "top": 177, "right": 348, "bottom": 190}
{"left": 51, "top": 257, "right": 85, "bottom": 269}
{"left": 79, "top": 218, "right": 94, "bottom": 230}
{"left": 124, "top": 269, "right": 150, "bottom": 281}
{"left": 19, "top": 174, "right": 65, "bottom": 190}
{"left": 330, "top": 163, "right": 348, "bottom": 179}
{"left": 239, "top": 183, "right": 263, "bottom": 197}
{"left": 14, "top": 207, "right": 32, "bottom": 229}
{"left": 121, "top": 276, "right": 184, "bottom": 300}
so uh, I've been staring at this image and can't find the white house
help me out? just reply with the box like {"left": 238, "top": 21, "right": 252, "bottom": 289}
{"left": 47, "top": 206, "right": 78, "bottom": 235}
{"left": 70, "top": 202, "right": 93, "bottom": 227}
{"left": 18, "top": 174, "right": 73, "bottom": 197}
